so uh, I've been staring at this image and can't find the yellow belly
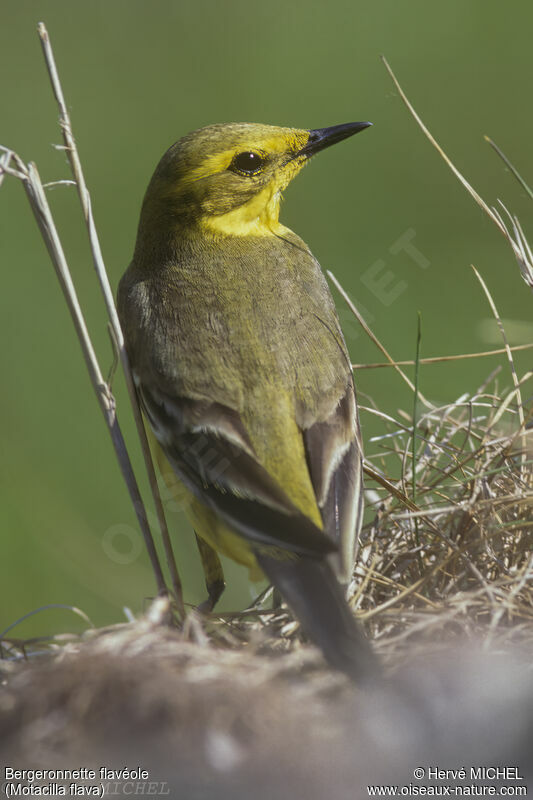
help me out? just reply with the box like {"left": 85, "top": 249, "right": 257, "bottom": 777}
{"left": 187, "top": 493, "right": 264, "bottom": 582}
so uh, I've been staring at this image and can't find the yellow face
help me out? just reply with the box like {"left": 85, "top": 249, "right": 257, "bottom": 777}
{"left": 142, "top": 120, "right": 371, "bottom": 237}
{"left": 146, "top": 122, "right": 312, "bottom": 237}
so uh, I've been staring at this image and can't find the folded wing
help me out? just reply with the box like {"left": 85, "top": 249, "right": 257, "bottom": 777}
{"left": 303, "top": 382, "right": 364, "bottom": 581}
{"left": 139, "top": 382, "right": 336, "bottom": 560}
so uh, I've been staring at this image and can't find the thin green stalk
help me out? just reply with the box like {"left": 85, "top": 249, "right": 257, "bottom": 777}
{"left": 412, "top": 312, "right": 423, "bottom": 557}
{"left": 485, "top": 136, "right": 533, "bottom": 201}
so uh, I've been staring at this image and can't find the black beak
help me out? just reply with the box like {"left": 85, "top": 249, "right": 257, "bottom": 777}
{"left": 297, "top": 121, "right": 372, "bottom": 158}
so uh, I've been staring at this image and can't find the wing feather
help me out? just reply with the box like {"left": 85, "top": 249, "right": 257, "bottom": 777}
{"left": 303, "top": 382, "right": 363, "bottom": 581}
{"left": 139, "top": 382, "right": 336, "bottom": 559}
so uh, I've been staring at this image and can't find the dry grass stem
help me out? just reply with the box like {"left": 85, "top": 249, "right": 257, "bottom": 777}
{"left": 327, "top": 270, "right": 432, "bottom": 407}
{"left": 0, "top": 150, "right": 169, "bottom": 596}
{"left": 37, "top": 22, "right": 184, "bottom": 614}
{"left": 352, "top": 341, "right": 533, "bottom": 370}
{"left": 381, "top": 54, "right": 533, "bottom": 291}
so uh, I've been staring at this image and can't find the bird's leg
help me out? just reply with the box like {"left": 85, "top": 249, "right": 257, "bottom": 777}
{"left": 195, "top": 532, "right": 226, "bottom": 613}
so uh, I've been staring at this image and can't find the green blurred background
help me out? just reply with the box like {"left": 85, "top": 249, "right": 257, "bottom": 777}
{"left": 2, "top": 0, "right": 532, "bottom": 638}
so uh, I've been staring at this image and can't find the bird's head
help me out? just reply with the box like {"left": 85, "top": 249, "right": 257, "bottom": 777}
{"left": 139, "top": 121, "right": 371, "bottom": 238}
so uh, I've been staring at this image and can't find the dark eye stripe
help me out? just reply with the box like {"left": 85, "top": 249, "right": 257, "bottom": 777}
{"left": 230, "top": 151, "right": 264, "bottom": 176}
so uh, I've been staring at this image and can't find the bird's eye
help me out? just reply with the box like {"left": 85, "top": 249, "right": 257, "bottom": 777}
{"left": 230, "top": 151, "right": 265, "bottom": 176}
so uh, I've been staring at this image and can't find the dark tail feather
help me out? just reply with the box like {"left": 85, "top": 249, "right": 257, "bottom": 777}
{"left": 256, "top": 552, "right": 380, "bottom": 683}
